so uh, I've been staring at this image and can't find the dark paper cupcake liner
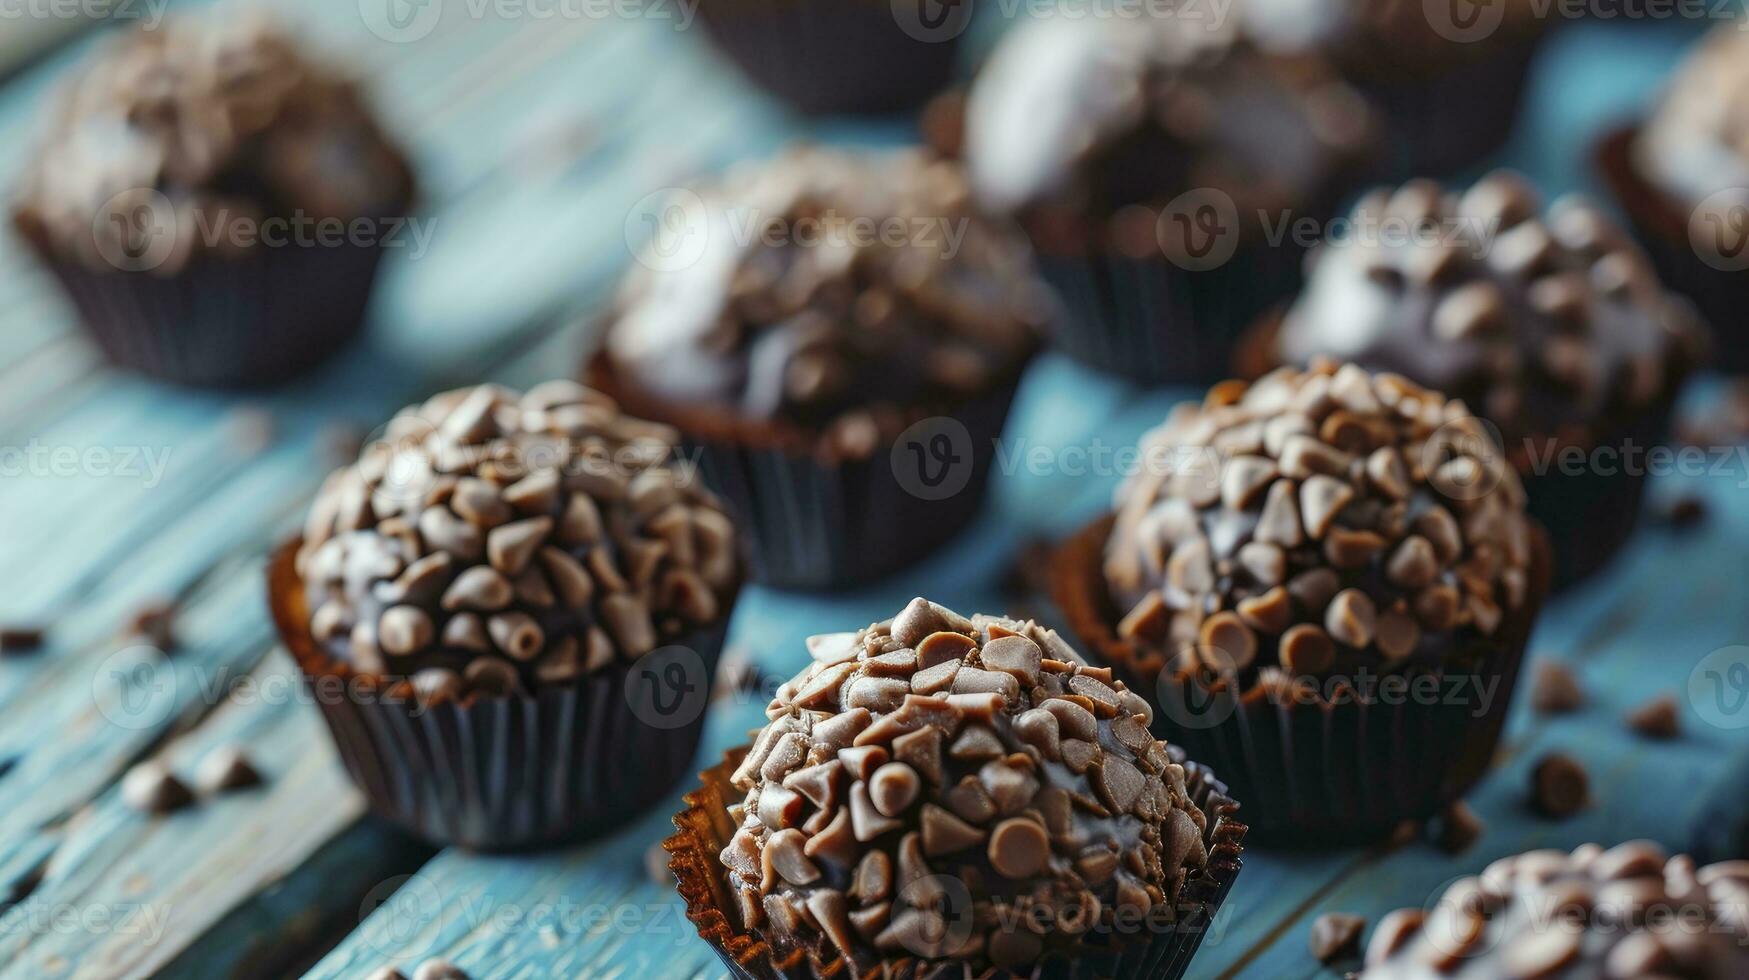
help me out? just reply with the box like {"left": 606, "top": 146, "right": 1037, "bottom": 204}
{"left": 268, "top": 539, "right": 732, "bottom": 851}
{"left": 1351, "top": 35, "right": 1543, "bottom": 179}
{"left": 1033, "top": 237, "right": 1307, "bottom": 386}
{"left": 1597, "top": 125, "right": 1749, "bottom": 375}
{"left": 694, "top": 0, "right": 962, "bottom": 115}
{"left": 1052, "top": 515, "right": 1552, "bottom": 847}
{"left": 1237, "top": 309, "right": 1685, "bottom": 591}
{"left": 24, "top": 214, "right": 400, "bottom": 388}
{"left": 590, "top": 353, "right": 1026, "bottom": 590}
{"left": 665, "top": 746, "right": 1246, "bottom": 980}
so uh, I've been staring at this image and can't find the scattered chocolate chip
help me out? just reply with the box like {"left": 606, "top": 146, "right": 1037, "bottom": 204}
{"left": 1435, "top": 800, "right": 1484, "bottom": 854}
{"left": 127, "top": 602, "right": 178, "bottom": 651}
{"left": 413, "top": 960, "right": 468, "bottom": 980}
{"left": 1625, "top": 693, "right": 1681, "bottom": 739}
{"left": 1659, "top": 495, "right": 1707, "bottom": 530}
{"left": 1530, "top": 660, "right": 1584, "bottom": 715}
{"left": 0, "top": 626, "right": 46, "bottom": 656}
{"left": 121, "top": 761, "right": 194, "bottom": 814}
{"left": 363, "top": 969, "right": 407, "bottom": 980}
{"left": 193, "top": 746, "right": 262, "bottom": 794}
{"left": 1531, "top": 753, "right": 1589, "bottom": 818}
{"left": 1309, "top": 911, "right": 1367, "bottom": 964}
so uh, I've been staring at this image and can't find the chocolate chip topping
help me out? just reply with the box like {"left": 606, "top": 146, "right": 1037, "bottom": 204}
{"left": 1105, "top": 362, "right": 1533, "bottom": 683}
{"left": 11, "top": 15, "right": 415, "bottom": 274}
{"left": 1530, "top": 753, "right": 1589, "bottom": 819}
{"left": 296, "top": 382, "right": 738, "bottom": 699}
{"left": 604, "top": 147, "right": 1043, "bottom": 451}
{"left": 720, "top": 599, "right": 1229, "bottom": 972}
{"left": 1635, "top": 25, "right": 1749, "bottom": 210}
{"left": 1361, "top": 842, "right": 1749, "bottom": 978}
{"left": 1310, "top": 911, "right": 1367, "bottom": 965}
{"left": 962, "top": 14, "right": 1372, "bottom": 235}
{"left": 1277, "top": 172, "right": 1703, "bottom": 450}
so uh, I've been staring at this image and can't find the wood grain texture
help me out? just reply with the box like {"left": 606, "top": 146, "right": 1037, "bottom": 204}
{"left": 0, "top": 10, "right": 1741, "bottom": 980}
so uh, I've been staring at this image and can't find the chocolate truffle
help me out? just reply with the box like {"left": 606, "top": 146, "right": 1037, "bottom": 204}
{"left": 1271, "top": 173, "right": 1703, "bottom": 586}
{"left": 1633, "top": 26, "right": 1749, "bottom": 214}
{"left": 296, "top": 381, "right": 738, "bottom": 700}
{"left": 592, "top": 147, "right": 1044, "bottom": 588}
{"left": 1105, "top": 361, "right": 1534, "bottom": 682}
{"left": 1244, "top": 0, "right": 1547, "bottom": 175}
{"left": 954, "top": 12, "right": 1372, "bottom": 383}
{"left": 716, "top": 599, "right": 1240, "bottom": 973}
{"left": 1361, "top": 842, "right": 1749, "bottom": 977}
{"left": 10, "top": 16, "right": 417, "bottom": 386}
{"left": 1277, "top": 173, "right": 1702, "bottom": 455}
{"left": 603, "top": 146, "right": 1041, "bottom": 452}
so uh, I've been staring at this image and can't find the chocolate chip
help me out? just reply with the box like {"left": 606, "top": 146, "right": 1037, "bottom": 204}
{"left": 920, "top": 803, "right": 987, "bottom": 856}
{"left": 1237, "top": 587, "right": 1293, "bottom": 634}
{"left": 849, "top": 781, "right": 903, "bottom": 842}
{"left": 599, "top": 594, "right": 655, "bottom": 658}
{"left": 1198, "top": 611, "right": 1256, "bottom": 671}
{"left": 891, "top": 598, "right": 949, "bottom": 648}
{"left": 1308, "top": 912, "right": 1366, "bottom": 964}
{"left": 1091, "top": 756, "right": 1145, "bottom": 814}
{"left": 979, "top": 635, "right": 1042, "bottom": 686}
{"left": 440, "top": 566, "right": 513, "bottom": 612}
{"left": 1222, "top": 455, "right": 1278, "bottom": 511}
{"left": 1531, "top": 753, "right": 1589, "bottom": 818}
{"left": 1625, "top": 693, "right": 1680, "bottom": 739}
{"left": 194, "top": 746, "right": 262, "bottom": 794}
{"left": 1530, "top": 661, "right": 1584, "bottom": 714}
{"left": 1436, "top": 801, "right": 1484, "bottom": 854}
{"left": 1659, "top": 494, "right": 1707, "bottom": 530}
{"left": 364, "top": 968, "right": 407, "bottom": 980}
{"left": 1499, "top": 928, "right": 1581, "bottom": 979}
{"left": 413, "top": 957, "right": 469, "bottom": 980}
{"left": 1279, "top": 624, "right": 1335, "bottom": 675}
{"left": 870, "top": 762, "right": 922, "bottom": 817}
{"left": 487, "top": 612, "right": 544, "bottom": 662}
{"left": 987, "top": 817, "right": 1049, "bottom": 878}
{"left": 486, "top": 516, "right": 552, "bottom": 577}
{"left": 122, "top": 762, "right": 194, "bottom": 814}
{"left": 463, "top": 657, "right": 523, "bottom": 698}
{"left": 1365, "top": 908, "right": 1426, "bottom": 966}
{"left": 379, "top": 606, "right": 435, "bottom": 656}
{"left": 410, "top": 667, "right": 465, "bottom": 707}
{"left": 127, "top": 602, "right": 178, "bottom": 651}
{"left": 1325, "top": 589, "right": 1376, "bottom": 648}
{"left": 0, "top": 627, "right": 46, "bottom": 656}
{"left": 441, "top": 613, "right": 490, "bottom": 653}
{"left": 1255, "top": 478, "right": 1305, "bottom": 547}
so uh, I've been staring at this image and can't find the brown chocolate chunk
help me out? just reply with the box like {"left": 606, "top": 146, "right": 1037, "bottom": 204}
{"left": 1435, "top": 801, "right": 1484, "bottom": 854}
{"left": 987, "top": 817, "right": 1049, "bottom": 878}
{"left": 121, "top": 762, "right": 194, "bottom": 814}
{"left": 0, "top": 626, "right": 47, "bottom": 656}
{"left": 1530, "top": 753, "right": 1589, "bottom": 818}
{"left": 1308, "top": 912, "right": 1366, "bottom": 964}
{"left": 1530, "top": 661, "right": 1584, "bottom": 714}
{"left": 1625, "top": 693, "right": 1680, "bottom": 739}
{"left": 891, "top": 598, "right": 949, "bottom": 648}
{"left": 193, "top": 746, "right": 263, "bottom": 794}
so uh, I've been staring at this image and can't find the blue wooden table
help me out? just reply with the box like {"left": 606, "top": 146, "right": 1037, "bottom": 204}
{"left": 0, "top": 7, "right": 1744, "bottom": 978}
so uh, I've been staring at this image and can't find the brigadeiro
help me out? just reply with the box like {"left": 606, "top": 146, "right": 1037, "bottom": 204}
{"left": 589, "top": 147, "right": 1044, "bottom": 590}
{"left": 943, "top": 11, "right": 1376, "bottom": 384}
{"left": 1600, "top": 25, "right": 1749, "bottom": 374}
{"left": 1360, "top": 842, "right": 1749, "bottom": 977}
{"left": 10, "top": 16, "right": 416, "bottom": 387}
{"left": 1052, "top": 362, "right": 1551, "bottom": 845}
{"left": 267, "top": 381, "right": 741, "bottom": 849}
{"left": 1244, "top": 0, "right": 1549, "bottom": 177}
{"left": 693, "top": 0, "right": 966, "bottom": 115}
{"left": 1250, "top": 172, "right": 1706, "bottom": 588}
{"left": 665, "top": 599, "right": 1245, "bottom": 979}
